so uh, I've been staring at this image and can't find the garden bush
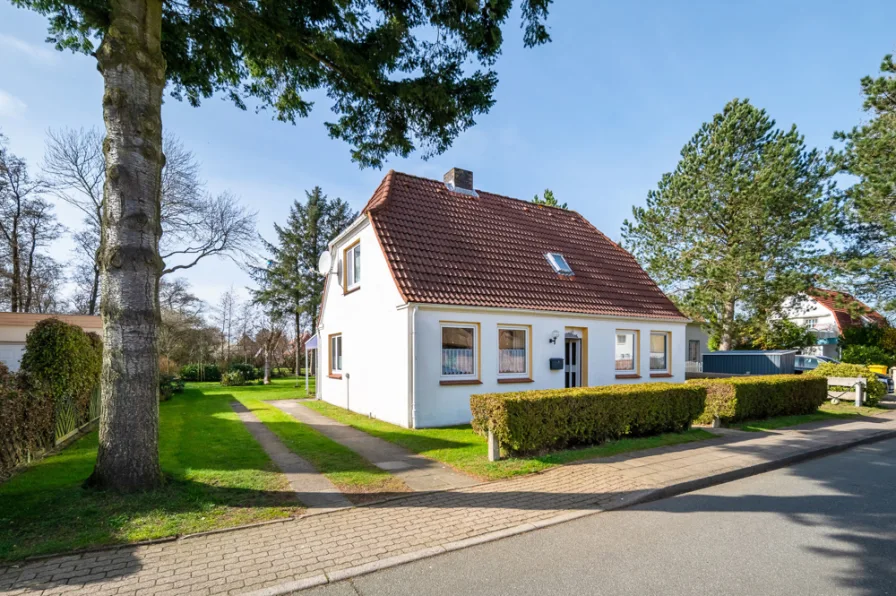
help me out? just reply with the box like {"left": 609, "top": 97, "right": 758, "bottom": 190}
{"left": 806, "top": 362, "right": 885, "bottom": 406}
{"left": 228, "top": 362, "right": 259, "bottom": 381}
{"left": 470, "top": 383, "right": 706, "bottom": 455}
{"left": 840, "top": 345, "right": 896, "bottom": 368}
{"left": 18, "top": 318, "right": 102, "bottom": 420}
{"left": 179, "top": 363, "right": 221, "bottom": 382}
{"left": 221, "top": 370, "right": 247, "bottom": 386}
{"left": 158, "top": 374, "right": 185, "bottom": 402}
{"left": 0, "top": 362, "right": 55, "bottom": 477}
{"left": 688, "top": 375, "right": 827, "bottom": 424}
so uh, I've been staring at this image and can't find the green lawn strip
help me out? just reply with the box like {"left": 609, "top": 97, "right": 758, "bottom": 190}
{"left": 731, "top": 402, "right": 891, "bottom": 432}
{"left": 302, "top": 401, "right": 717, "bottom": 481}
{"left": 192, "top": 376, "right": 316, "bottom": 401}
{"left": 0, "top": 387, "right": 299, "bottom": 563}
{"left": 236, "top": 398, "right": 408, "bottom": 503}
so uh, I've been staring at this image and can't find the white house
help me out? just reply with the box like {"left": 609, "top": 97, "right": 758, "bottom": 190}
{"left": 685, "top": 321, "right": 711, "bottom": 372}
{"left": 316, "top": 168, "right": 690, "bottom": 428}
{"left": 781, "top": 288, "right": 888, "bottom": 359}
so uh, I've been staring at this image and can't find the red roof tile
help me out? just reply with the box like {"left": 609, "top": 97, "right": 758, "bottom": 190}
{"left": 363, "top": 171, "right": 687, "bottom": 321}
{"left": 809, "top": 288, "right": 888, "bottom": 332}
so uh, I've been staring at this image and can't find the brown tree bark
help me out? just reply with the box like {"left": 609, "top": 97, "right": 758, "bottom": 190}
{"left": 87, "top": 0, "right": 165, "bottom": 492}
{"left": 719, "top": 299, "right": 736, "bottom": 351}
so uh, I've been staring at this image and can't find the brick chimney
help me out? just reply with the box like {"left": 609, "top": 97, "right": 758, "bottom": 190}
{"left": 443, "top": 168, "right": 474, "bottom": 193}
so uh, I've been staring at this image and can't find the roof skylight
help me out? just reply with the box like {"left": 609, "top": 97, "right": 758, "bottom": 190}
{"left": 545, "top": 252, "right": 574, "bottom": 276}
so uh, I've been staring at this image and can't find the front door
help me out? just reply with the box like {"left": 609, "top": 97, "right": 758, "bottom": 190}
{"left": 565, "top": 338, "right": 582, "bottom": 388}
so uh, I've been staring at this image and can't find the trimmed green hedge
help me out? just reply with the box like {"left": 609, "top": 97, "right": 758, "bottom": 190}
{"left": 470, "top": 383, "right": 706, "bottom": 455}
{"left": 688, "top": 375, "right": 827, "bottom": 424}
{"left": 806, "top": 362, "right": 884, "bottom": 406}
{"left": 19, "top": 318, "right": 101, "bottom": 407}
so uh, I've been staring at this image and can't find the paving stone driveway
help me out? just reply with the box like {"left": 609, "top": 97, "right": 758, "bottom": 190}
{"left": 3, "top": 414, "right": 896, "bottom": 596}
{"left": 269, "top": 400, "right": 479, "bottom": 491}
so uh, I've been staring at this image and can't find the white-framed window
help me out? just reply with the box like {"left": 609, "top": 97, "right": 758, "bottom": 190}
{"left": 344, "top": 240, "right": 361, "bottom": 291}
{"left": 498, "top": 326, "right": 529, "bottom": 378}
{"left": 329, "top": 334, "right": 343, "bottom": 375}
{"left": 441, "top": 324, "right": 478, "bottom": 380}
{"left": 650, "top": 332, "right": 670, "bottom": 373}
{"left": 803, "top": 318, "right": 818, "bottom": 329}
{"left": 615, "top": 330, "right": 638, "bottom": 373}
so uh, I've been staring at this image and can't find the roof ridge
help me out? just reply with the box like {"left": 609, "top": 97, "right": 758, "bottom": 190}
{"left": 387, "top": 170, "right": 576, "bottom": 214}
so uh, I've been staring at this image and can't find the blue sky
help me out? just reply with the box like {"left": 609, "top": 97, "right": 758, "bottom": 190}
{"left": 1, "top": 0, "right": 894, "bottom": 307}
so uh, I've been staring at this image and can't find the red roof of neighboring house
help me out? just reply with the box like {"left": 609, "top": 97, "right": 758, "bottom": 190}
{"left": 809, "top": 288, "right": 888, "bottom": 332}
{"left": 361, "top": 171, "right": 687, "bottom": 320}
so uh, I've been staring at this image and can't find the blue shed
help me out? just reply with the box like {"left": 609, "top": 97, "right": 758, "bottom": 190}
{"left": 702, "top": 350, "right": 797, "bottom": 375}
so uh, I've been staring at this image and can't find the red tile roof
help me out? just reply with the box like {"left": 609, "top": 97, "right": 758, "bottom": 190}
{"left": 809, "top": 288, "right": 888, "bottom": 332}
{"left": 363, "top": 171, "right": 687, "bottom": 321}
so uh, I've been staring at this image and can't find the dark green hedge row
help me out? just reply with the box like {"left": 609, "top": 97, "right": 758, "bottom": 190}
{"left": 179, "top": 363, "right": 221, "bottom": 382}
{"left": 470, "top": 383, "right": 706, "bottom": 455}
{"left": 688, "top": 375, "right": 827, "bottom": 424}
{"left": 2, "top": 319, "right": 102, "bottom": 477}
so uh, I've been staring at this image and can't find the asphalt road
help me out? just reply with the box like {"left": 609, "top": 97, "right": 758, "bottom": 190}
{"left": 304, "top": 438, "right": 896, "bottom": 596}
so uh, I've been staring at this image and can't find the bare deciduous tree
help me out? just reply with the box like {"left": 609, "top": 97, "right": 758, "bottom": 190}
{"left": 44, "top": 128, "right": 258, "bottom": 314}
{"left": 0, "top": 134, "right": 63, "bottom": 313}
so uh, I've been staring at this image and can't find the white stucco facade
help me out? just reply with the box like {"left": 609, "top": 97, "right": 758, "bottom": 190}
{"left": 317, "top": 221, "right": 688, "bottom": 427}
{"left": 411, "top": 307, "right": 687, "bottom": 427}
{"left": 317, "top": 217, "right": 410, "bottom": 427}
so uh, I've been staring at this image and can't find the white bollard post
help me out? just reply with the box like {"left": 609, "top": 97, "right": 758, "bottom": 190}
{"left": 487, "top": 430, "right": 501, "bottom": 462}
{"left": 855, "top": 382, "right": 864, "bottom": 407}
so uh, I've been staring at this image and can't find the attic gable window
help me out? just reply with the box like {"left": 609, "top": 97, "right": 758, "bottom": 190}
{"left": 545, "top": 253, "right": 574, "bottom": 276}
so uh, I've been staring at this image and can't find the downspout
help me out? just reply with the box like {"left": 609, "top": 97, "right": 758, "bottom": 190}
{"left": 408, "top": 305, "right": 418, "bottom": 428}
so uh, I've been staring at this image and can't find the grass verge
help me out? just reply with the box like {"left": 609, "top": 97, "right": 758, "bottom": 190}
{"left": 0, "top": 387, "right": 301, "bottom": 563}
{"left": 731, "top": 402, "right": 891, "bottom": 432}
{"left": 238, "top": 398, "right": 408, "bottom": 504}
{"left": 192, "top": 376, "right": 316, "bottom": 401}
{"left": 302, "top": 401, "right": 717, "bottom": 480}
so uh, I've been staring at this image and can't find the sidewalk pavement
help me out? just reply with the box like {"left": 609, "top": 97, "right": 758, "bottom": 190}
{"left": 3, "top": 413, "right": 896, "bottom": 596}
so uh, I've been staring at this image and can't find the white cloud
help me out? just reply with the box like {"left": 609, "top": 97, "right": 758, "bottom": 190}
{"left": 0, "top": 90, "right": 27, "bottom": 118}
{"left": 0, "top": 33, "right": 57, "bottom": 64}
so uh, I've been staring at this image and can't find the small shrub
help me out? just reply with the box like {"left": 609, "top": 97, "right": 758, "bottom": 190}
{"left": 158, "top": 374, "right": 184, "bottom": 402}
{"left": 840, "top": 345, "right": 896, "bottom": 368}
{"left": 228, "top": 362, "right": 258, "bottom": 381}
{"left": 806, "top": 362, "right": 885, "bottom": 406}
{"left": 470, "top": 383, "right": 706, "bottom": 455}
{"left": 688, "top": 375, "right": 827, "bottom": 424}
{"left": 179, "top": 363, "right": 221, "bottom": 382}
{"left": 221, "top": 370, "right": 247, "bottom": 386}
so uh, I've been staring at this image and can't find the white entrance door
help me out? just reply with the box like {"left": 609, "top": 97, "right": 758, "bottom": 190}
{"left": 565, "top": 337, "right": 582, "bottom": 388}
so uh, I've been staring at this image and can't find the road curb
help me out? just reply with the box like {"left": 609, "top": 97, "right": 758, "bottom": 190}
{"left": 248, "top": 427, "right": 896, "bottom": 595}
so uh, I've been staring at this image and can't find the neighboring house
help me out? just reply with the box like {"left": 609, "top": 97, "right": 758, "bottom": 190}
{"left": 781, "top": 288, "right": 888, "bottom": 359}
{"left": 316, "top": 168, "right": 690, "bottom": 428}
{"left": 685, "top": 321, "right": 712, "bottom": 372}
{"left": 0, "top": 313, "right": 102, "bottom": 372}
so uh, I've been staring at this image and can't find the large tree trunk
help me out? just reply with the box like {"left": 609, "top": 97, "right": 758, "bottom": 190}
{"left": 719, "top": 299, "right": 736, "bottom": 351}
{"left": 263, "top": 344, "right": 271, "bottom": 385}
{"left": 87, "top": 0, "right": 165, "bottom": 492}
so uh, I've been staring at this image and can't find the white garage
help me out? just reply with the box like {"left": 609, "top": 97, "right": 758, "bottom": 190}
{"left": 0, "top": 313, "right": 103, "bottom": 372}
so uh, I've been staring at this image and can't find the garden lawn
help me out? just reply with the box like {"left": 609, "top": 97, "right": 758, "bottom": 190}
{"left": 239, "top": 398, "right": 408, "bottom": 503}
{"left": 731, "top": 402, "right": 891, "bottom": 432}
{"left": 302, "top": 401, "right": 717, "bottom": 480}
{"left": 0, "top": 386, "right": 301, "bottom": 563}
{"left": 194, "top": 376, "right": 316, "bottom": 400}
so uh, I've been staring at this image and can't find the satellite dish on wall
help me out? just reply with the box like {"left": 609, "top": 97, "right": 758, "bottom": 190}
{"left": 317, "top": 251, "right": 332, "bottom": 276}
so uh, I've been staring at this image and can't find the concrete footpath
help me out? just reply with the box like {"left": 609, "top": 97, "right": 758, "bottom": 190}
{"left": 3, "top": 414, "right": 896, "bottom": 596}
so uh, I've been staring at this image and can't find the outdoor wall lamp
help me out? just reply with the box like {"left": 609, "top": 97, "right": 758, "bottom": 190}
{"left": 549, "top": 330, "right": 560, "bottom": 344}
